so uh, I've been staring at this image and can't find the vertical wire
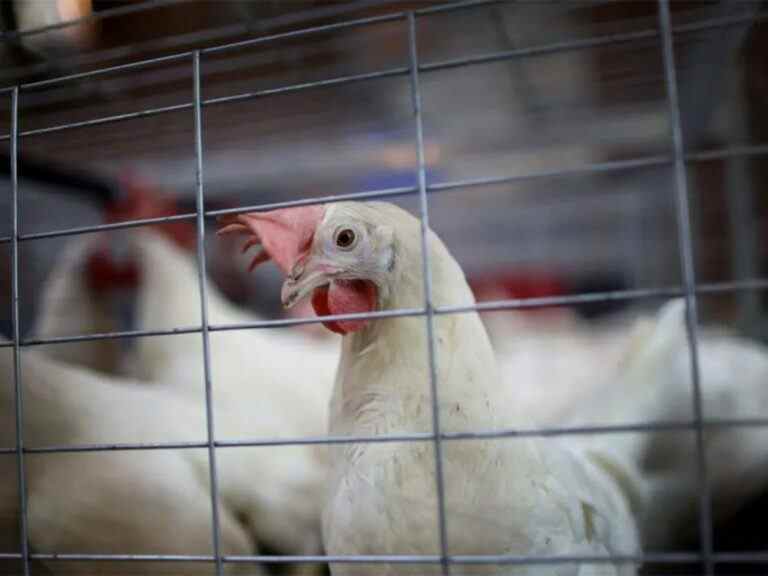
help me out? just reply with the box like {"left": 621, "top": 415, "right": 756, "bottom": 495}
{"left": 10, "top": 87, "right": 30, "bottom": 576}
{"left": 192, "top": 51, "right": 224, "bottom": 576}
{"left": 407, "top": 12, "right": 451, "bottom": 575}
{"left": 657, "top": 1, "right": 713, "bottom": 573}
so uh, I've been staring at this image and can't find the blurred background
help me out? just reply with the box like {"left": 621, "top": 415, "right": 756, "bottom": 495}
{"left": 0, "top": 1, "right": 766, "bottom": 573}
{"left": 0, "top": 0, "right": 765, "bottom": 339}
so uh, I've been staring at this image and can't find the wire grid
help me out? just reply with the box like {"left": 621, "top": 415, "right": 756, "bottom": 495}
{"left": 2, "top": 0, "right": 767, "bottom": 573}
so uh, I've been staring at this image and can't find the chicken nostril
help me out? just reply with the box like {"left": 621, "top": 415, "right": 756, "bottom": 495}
{"left": 290, "top": 262, "right": 305, "bottom": 281}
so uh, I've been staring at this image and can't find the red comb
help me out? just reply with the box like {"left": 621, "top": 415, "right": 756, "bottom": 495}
{"left": 107, "top": 172, "right": 196, "bottom": 251}
{"left": 218, "top": 205, "right": 324, "bottom": 275}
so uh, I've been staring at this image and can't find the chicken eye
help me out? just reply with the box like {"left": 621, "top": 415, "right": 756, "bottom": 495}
{"left": 334, "top": 227, "right": 358, "bottom": 251}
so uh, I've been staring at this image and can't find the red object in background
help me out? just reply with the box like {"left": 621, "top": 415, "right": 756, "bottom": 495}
{"left": 84, "top": 172, "right": 198, "bottom": 294}
{"left": 84, "top": 249, "right": 140, "bottom": 293}
{"left": 106, "top": 172, "right": 197, "bottom": 252}
{"left": 468, "top": 270, "right": 565, "bottom": 310}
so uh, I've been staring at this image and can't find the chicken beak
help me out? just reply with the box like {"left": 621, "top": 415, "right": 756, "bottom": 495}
{"left": 280, "top": 261, "right": 333, "bottom": 309}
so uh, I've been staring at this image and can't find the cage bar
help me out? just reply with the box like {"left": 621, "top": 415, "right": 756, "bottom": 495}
{"left": 192, "top": 50, "right": 225, "bottom": 576}
{"left": 0, "top": 0, "right": 765, "bottom": 572}
{"left": 657, "top": 0, "right": 714, "bottom": 573}
{"left": 9, "top": 86, "right": 30, "bottom": 576}
{"left": 407, "top": 12, "right": 451, "bottom": 574}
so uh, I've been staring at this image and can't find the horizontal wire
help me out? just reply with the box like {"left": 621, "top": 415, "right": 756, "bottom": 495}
{"left": 674, "top": 10, "right": 768, "bottom": 35}
{"left": 20, "top": 52, "right": 194, "bottom": 92}
{"left": 5, "top": 0, "right": 761, "bottom": 93}
{"left": 203, "top": 184, "right": 417, "bottom": 218}
{"left": 0, "top": 65, "right": 408, "bottom": 142}
{"left": 199, "top": 11, "right": 406, "bottom": 57}
{"left": 19, "top": 325, "right": 201, "bottom": 347}
{"left": 1, "top": 1, "right": 765, "bottom": 569}
{"left": 2, "top": 7, "right": 765, "bottom": 136}
{"left": 428, "top": 155, "right": 673, "bottom": 193}
{"left": 14, "top": 102, "right": 194, "bottom": 139}
{"left": 0, "top": 550, "right": 759, "bottom": 565}
{"left": 17, "top": 213, "right": 198, "bottom": 241}
{"left": 443, "top": 286, "right": 682, "bottom": 315}
{"left": 414, "top": 0, "right": 504, "bottom": 16}
{"left": 420, "top": 28, "right": 660, "bottom": 73}
{"left": 202, "top": 66, "right": 410, "bottom": 108}
{"left": 4, "top": 415, "right": 768, "bottom": 456}
{"left": 0, "top": 145, "right": 754, "bottom": 244}
{"left": 7, "top": 140, "right": 765, "bottom": 245}
{"left": 13, "top": 278, "right": 768, "bottom": 348}
{"left": 0, "top": 0, "right": 407, "bottom": 90}
{"left": 33, "top": 553, "right": 212, "bottom": 562}
{"left": 685, "top": 143, "right": 768, "bottom": 163}
{"left": 11, "top": 11, "right": 408, "bottom": 92}
{"left": 22, "top": 440, "right": 207, "bottom": 454}
{"left": 11, "top": 184, "right": 419, "bottom": 242}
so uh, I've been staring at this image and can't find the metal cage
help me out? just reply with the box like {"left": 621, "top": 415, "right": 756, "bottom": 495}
{"left": 1, "top": 0, "right": 768, "bottom": 574}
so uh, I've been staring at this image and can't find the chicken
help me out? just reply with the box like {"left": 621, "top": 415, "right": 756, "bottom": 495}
{"left": 122, "top": 228, "right": 336, "bottom": 564}
{"left": 32, "top": 231, "right": 129, "bottom": 375}
{"left": 562, "top": 299, "right": 768, "bottom": 551}
{"left": 0, "top": 344, "right": 259, "bottom": 575}
{"left": 32, "top": 223, "right": 337, "bottom": 571}
{"left": 492, "top": 311, "right": 641, "bottom": 427}
{"left": 219, "top": 201, "right": 641, "bottom": 576}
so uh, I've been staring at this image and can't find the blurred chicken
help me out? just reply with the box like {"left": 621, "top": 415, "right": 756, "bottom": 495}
{"left": 220, "top": 202, "right": 641, "bottom": 575}
{"left": 0, "top": 344, "right": 260, "bottom": 575}
{"left": 32, "top": 178, "right": 337, "bottom": 572}
{"left": 564, "top": 300, "right": 768, "bottom": 551}
{"left": 32, "top": 232, "right": 126, "bottom": 375}
{"left": 492, "top": 310, "right": 640, "bottom": 427}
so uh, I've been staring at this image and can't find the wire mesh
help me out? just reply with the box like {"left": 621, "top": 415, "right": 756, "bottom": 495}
{"left": 657, "top": 1, "right": 712, "bottom": 572}
{"left": 192, "top": 50, "right": 225, "bottom": 576}
{"left": 3, "top": 0, "right": 768, "bottom": 573}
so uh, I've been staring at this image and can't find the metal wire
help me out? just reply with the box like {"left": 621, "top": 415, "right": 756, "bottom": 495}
{"left": 6, "top": 414, "right": 768, "bottom": 457}
{"left": 9, "top": 279, "right": 767, "bottom": 349}
{"left": 0, "top": 3, "right": 765, "bottom": 139}
{"left": 9, "top": 87, "right": 30, "bottom": 576}
{"left": 658, "top": 1, "right": 713, "bottom": 574}
{"left": 408, "top": 12, "right": 451, "bottom": 574}
{"left": 192, "top": 50, "right": 224, "bottom": 576}
{"left": 1, "top": 145, "right": 765, "bottom": 246}
{"left": 0, "top": 549, "right": 759, "bottom": 566}
{"left": 3, "top": 0, "right": 768, "bottom": 571}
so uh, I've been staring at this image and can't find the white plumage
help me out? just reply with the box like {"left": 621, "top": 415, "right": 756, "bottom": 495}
{"left": 220, "top": 201, "right": 641, "bottom": 576}
{"left": 0, "top": 344, "right": 260, "bottom": 575}
{"left": 29, "top": 228, "right": 339, "bottom": 572}
{"left": 561, "top": 300, "right": 768, "bottom": 550}
{"left": 28, "top": 198, "right": 768, "bottom": 574}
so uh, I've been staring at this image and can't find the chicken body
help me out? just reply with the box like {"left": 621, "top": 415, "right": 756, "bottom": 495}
{"left": 0, "top": 345, "right": 259, "bottom": 575}
{"left": 32, "top": 229, "right": 338, "bottom": 569}
{"left": 562, "top": 300, "right": 768, "bottom": 550}
{"left": 220, "top": 201, "right": 641, "bottom": 576}
{"left": 493, "top": 312, "right": 639, "bottom": 428}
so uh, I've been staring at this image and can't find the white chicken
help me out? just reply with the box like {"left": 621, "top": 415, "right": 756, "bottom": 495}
{"left": 31, "top": 232, "right": 125, "bottom": 375}
{"left": 492, "top": 311, "right": 641, "bottom": 427}
{"left": 562, "top": 299, "right": 768, "bottom": 551}
{"left": 121, "top": 228, "right": 337, "bottom": 563}
{"left": 32, "top": 224, "right": 338, "bottom": 570}
{"left": 0, "top": 344, "right": 260, "bottom": 575}
{"left": 219, "top": 201, "right": 641, "bottom": 576}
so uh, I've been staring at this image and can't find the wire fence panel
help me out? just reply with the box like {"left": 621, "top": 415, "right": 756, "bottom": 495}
{"left": 9, "top": 86, "right": 31, "bottom": 576}
{"left": 192, "top": 50, "right": 225, "bottom": 576}
{"left": 657, "top": 1, "right": 713, "bottom": 573}
{"left": 2, "top": 0, "right": 767, "bottom": 572}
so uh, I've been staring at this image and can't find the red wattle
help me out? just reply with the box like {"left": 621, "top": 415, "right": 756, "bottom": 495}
{"left": 310, "top": 280, "right": 377, "bottom": 334}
